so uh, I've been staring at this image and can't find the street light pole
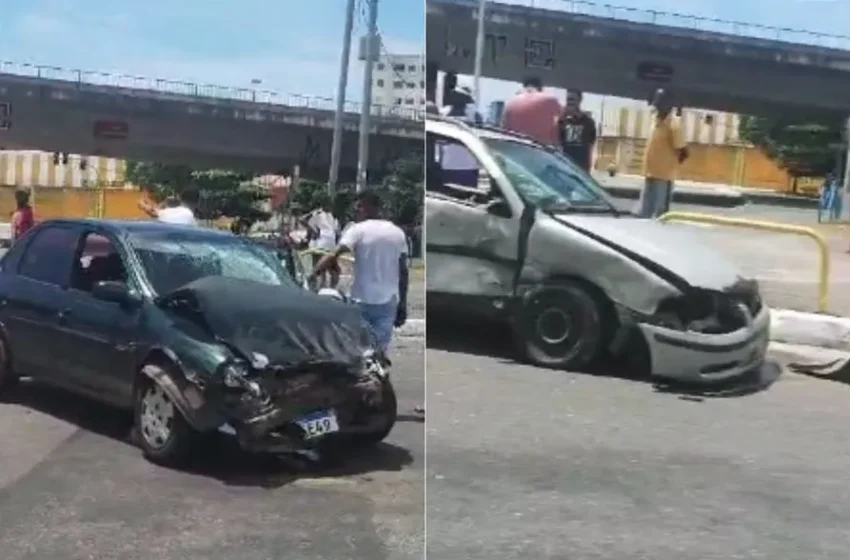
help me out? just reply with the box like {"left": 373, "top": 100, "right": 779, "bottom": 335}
{"left": 329, "top": 0, "right": 357, "bottom": 198}
{"left": 356, "top": 0, "right": 379, "bottom": 193}
{"left": 472, "top": 0, "right": 487, "bottom": 114}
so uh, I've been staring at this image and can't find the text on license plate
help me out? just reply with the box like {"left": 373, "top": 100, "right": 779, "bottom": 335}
{"left": 296, "top": 410, "right": 340, "bottom": 439}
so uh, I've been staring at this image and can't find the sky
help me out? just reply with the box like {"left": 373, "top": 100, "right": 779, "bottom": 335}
{"left": 0, "top": 0, "right": 846, "bottom": 112}
{"left": 0, "top": 0, "right": 424, "bottom": 103}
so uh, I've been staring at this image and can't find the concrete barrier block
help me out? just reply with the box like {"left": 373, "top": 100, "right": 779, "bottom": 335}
{"left": 770, "top": 309, "right": 850, "bottom": 351}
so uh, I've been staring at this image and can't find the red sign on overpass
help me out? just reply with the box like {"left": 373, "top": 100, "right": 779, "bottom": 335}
{"left": 93, "top": 120, "right": 128, "bottom": 139}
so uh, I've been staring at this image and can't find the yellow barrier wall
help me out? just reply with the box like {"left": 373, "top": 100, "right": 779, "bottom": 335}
{"left": 596, "top": 106, "right": 804, "bottom": 192}
{"left": 0, "top": 186, "right": 148, "bottom": 221}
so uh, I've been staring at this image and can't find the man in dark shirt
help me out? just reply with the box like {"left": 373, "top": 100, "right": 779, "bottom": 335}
{"left": 557, "top": 90, "right": 597, "bottom": 172}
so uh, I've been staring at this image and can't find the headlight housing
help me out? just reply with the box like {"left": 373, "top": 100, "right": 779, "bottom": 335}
{"left": 221, "top": 362, "right": 249, "bottom": 388}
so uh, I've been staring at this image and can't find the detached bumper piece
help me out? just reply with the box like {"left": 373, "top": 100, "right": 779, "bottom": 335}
{"left": 221, "top": 368, "right": 386, "bottom": 453}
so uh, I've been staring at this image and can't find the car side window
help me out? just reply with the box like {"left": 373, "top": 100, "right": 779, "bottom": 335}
{"left": 70, "top": 232, "right": 128, "bottom": 292}
{"left": 427, "top": 132, "right": 496, "bottom": 201}
{"left": 18, "top": 226, "right": 80, "bottom": 286}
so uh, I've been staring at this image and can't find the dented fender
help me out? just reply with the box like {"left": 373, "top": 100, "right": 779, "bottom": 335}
{"left": 139, "top": 364, "right": 227, "bottom": 432}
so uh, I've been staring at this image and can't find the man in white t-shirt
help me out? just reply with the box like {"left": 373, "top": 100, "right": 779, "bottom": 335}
{"left": 309, "top": 189, "right": 408, "bottom": 359}
{"left": 138, "top": 189, "right": 198, "bottom": 226}
{"left": 303, "top": 198, "right": 340, "bottom": 289}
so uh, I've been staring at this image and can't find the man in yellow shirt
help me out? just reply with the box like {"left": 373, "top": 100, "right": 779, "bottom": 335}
{"left": 637, "top": 89, "right": 689, "bottom": 218}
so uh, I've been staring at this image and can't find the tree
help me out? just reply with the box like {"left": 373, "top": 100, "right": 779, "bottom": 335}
{"left": 286, "top": 150, "right": 423, "bottom": 227}
{"left": 739, "top": 115, "right": 844, "bottom": 179}
{"left": 125, "top": 162, "right": 270, "bottom": 228}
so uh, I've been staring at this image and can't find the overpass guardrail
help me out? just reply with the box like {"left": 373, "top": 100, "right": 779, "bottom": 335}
{"left": 0, "top": 60, "right": 424, "bottom": 122}
{"left": 485, "top": 0, "right": 850, "bottom": 50}
{"left": 658, "top": 211, "right": 831, "bottom": 312}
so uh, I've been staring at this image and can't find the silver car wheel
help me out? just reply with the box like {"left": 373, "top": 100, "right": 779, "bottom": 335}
{"left": 139, "top": 384, "right": 175, "bottom": 449}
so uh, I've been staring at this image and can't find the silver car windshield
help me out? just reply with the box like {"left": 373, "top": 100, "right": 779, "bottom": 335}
{"left": 483, "top": 138, "right": 617, "bottom": 213}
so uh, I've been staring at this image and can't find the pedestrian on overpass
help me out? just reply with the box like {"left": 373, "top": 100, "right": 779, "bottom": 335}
{"left": 11, "top": 188, "right": 34, "bottom": 243}
{"left": 637, "top": 88, "right": 689, "bottom": 218}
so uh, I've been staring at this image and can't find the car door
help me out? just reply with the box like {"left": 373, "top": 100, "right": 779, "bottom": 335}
{"left": 426, "top": 129, "right": 524, "bottom": 302}
{"left": 62, "top": 229, "right": 143, "bottom": 403}
{"left": 0, "top": 224, "right": 82, "bottom": 380}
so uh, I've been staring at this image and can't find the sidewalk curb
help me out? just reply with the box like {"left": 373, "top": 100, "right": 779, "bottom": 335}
{"left": 396, "top": 318, "right": 425, "bottom": 338}
{"left": 602, "top": 184, "right": 745, "bottom": 208}
{"left": 770, "top": 309, "right": 850, "bottom": 351}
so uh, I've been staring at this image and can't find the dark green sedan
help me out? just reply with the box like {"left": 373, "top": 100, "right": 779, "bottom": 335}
{"left": 0, "top": 219, "right": 397, "bottom": 465}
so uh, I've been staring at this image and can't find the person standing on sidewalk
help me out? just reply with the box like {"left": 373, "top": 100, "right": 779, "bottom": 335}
{"left": 11, "top": 188, "right": 35, "bottom": 243}
{"left": 557, "top": 90, "right": 597, "bottom": 172}
{"left": 138, "top": 189, "right": 198, "bottom": 225}
{"left": 309, "top": 189, "right": 409, "bottom": 360}
{"left": 637, "top": 89, "right": 689, "bottom": 218}
{"left": 301, "top": 196, "right": 340, "bottom": 289}
{"left": 501, "top": 76, "right": 562, "bottom": 147}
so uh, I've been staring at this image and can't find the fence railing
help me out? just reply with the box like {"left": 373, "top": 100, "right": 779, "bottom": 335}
{"left": 658, "top": 211, "right": 831, "bottom": 312}
{"left": 0, "top": 60, "right": 424, "bottom": 122}
{"left": 492, "top": 0, "right": 850, "bottom": 50}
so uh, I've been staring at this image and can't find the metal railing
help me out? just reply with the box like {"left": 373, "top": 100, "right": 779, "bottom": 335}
{"left": 494, "top": 0, "right": 850, "bottom": 50}
{"left": 0, "top": 60, "right": 424, "bottom": 122}
{"left": 658, "top": 211, "right": 831, "bottom": 312}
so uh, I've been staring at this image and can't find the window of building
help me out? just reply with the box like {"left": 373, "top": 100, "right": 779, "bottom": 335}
{"left": 393, "top": 64, "right": 405, "bottom": 72}
{"left": 377, "top": 63, "right": 385, "bottom": 70}
{"left": 405, "top": 98, "right": 415, "bottom": 105}
{"left": 406, "top": 82, "right": 416, "bottom": 89}
{"left": 376, "top": 79, "right": 384, "bottom": 87}
{"left": 395, "top": 98, "right": 403, "bottom": 105}
{"left": 393, "top": 81, "right": 404, "bottom": 89}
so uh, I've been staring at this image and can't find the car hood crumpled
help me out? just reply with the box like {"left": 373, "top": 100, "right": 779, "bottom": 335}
{"left": 158, "top": 276, "right": 372, "bottom": 371}
{"left": 554, "top": 214, "right": 746, "bottom": 291}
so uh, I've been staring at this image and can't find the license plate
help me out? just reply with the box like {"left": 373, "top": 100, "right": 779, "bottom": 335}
{"left": 295, "top": 410, "right": 339, "bottom": 439}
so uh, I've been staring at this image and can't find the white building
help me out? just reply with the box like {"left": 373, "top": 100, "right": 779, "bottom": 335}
{"left": 370, "top": 53, "right": 425, "bottom": 116}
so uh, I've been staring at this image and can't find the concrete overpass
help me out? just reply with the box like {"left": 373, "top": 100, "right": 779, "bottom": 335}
{"left": 427, "top": 0, "right": 850, "bottom": 115}
{"left": 0, "top": 62, "right": 424, "bottom": 181}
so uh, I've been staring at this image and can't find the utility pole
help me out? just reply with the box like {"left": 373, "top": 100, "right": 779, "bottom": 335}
{"left": 472, "top": 0, "right": 487, "bottom": 114}
{"left": 356, "top": 0, "right": 379, "bottom": 193}
{"left": 328, "top": 0, "right": 357, "bottom": 198}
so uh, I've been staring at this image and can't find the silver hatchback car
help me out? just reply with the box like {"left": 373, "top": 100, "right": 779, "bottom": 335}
{"left": 425, "top": 115, "right": 769, "bottom": 382}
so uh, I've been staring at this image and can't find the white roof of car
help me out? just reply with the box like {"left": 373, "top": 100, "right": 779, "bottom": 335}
{"left": 426, "top": 115, "right": 537, "bottom": 146}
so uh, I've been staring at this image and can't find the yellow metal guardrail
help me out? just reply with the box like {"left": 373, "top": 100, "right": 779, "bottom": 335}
{"left": 659, "top": 211, "right": 831, "bottom": 312}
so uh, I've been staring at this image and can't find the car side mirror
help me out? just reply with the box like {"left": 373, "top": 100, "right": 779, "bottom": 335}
{"left": 485, "top": 197, "right": 512, "bottom": 218}
{"left": 92, "top": 281, "right": 140, "bottom": 307}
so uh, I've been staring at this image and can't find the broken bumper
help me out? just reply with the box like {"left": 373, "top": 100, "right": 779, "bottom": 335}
{"left": 637, "top": 305, "right": 771, "bottom": 382}
{"left": 220, "top": 373, "right": 390, "bottom": 453}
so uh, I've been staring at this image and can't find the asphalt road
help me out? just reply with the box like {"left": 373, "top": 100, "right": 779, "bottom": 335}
{"left": 0, "top": 281, "right": 425, "bottom": 560}
{"left": 426, "top": 320, "right": 850, "bottom": 560}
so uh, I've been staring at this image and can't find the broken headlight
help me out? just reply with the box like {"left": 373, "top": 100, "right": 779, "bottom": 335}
{"left": 222, "top": 362, "right": 249, "bottom": 388}
{"left": 219, "top": 361, "right": 267, "bottom": 401}
{"left": 646, "top": 291, "right": 750, "bottom": 334}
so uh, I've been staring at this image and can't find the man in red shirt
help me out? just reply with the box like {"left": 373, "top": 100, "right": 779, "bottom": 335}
{"left": 11, "top": 188, "right": 34, "bottom": 242}
{"left": 501, "top": 76, "right": 562, "bottom": 146}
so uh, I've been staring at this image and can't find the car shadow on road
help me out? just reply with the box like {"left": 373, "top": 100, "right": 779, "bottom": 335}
{"left": 4, "top": 379, "right": 415, "bottom": 489}
{"left": 427, "top": 316, "right": 782, "bottom": 399}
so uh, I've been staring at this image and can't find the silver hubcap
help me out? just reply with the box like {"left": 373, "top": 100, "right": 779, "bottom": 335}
{"left": 139, "top": 384, "right": 175, "bottom": 449}
{"left": 536, "top": 307, "right": 572, "bottom": 345}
